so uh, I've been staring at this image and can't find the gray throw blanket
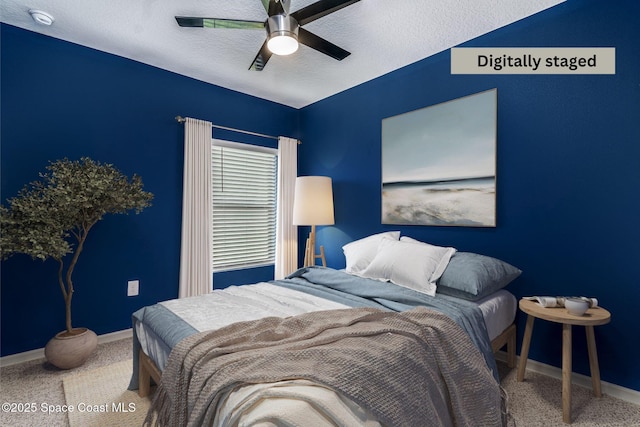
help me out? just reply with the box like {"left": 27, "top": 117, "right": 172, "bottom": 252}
{"left": 145, "top": 307, "right": 504, "bottom": 427}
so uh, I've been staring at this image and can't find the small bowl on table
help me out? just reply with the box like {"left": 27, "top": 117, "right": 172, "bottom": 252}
{"left": 565, "top": 298, "right": 589, "bottom": 316}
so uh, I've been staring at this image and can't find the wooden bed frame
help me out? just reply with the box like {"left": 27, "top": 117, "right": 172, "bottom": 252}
{"left": 137, "top": 322, "right": 516, "bottom": 397}
{"left": 139, "top": 348, "right": 162, "bottom": 398}
{"left": 491, "top": 322, "right": 517, "bottom": 368}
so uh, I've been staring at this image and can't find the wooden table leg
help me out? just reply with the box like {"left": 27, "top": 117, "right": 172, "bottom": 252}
{"left": 562, "top": 323, "right": 572, "bottom": 424}
{"left": 585, "top": 325, "right": 603, "bottom": 397}
{"left": 517, "top": 314, "right": 535, "bottom": 382}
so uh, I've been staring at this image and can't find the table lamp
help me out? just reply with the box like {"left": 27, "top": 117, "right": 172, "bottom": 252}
{"left": 293, "top": 176, "right": 334, "bottom": 267}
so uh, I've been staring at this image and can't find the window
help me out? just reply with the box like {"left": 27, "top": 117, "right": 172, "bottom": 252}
{"left": 211, "top": 139, "right": 278, "bottom": 271}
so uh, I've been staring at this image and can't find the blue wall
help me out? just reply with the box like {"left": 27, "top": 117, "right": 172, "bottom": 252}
{"left": 0, "top": 24, "right": 297, "bottom": 356}
{"left": 2, "top": 0, "right": 639, "bottom": 394}
{"left": 299, "top": 0, "right": 640, "bottom": 392}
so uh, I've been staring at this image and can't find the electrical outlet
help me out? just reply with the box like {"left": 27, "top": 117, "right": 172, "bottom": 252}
{"left": 127, "top": 280, "right": 139, "bottom": 296}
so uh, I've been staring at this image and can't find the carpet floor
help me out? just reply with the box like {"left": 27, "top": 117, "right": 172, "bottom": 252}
{"left": 62, "top": 359, "right": 150, "bottom": 426}
{"left": 0, "top": 338, "right": 133, "bottom": 427}
{"left": 496, "top": 363, "right": 640, "bottom": 426}
{"left": 1, "top": 337, "right": 639, "bottom": 426}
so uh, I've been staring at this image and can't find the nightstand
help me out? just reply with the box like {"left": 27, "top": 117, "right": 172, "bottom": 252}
{"left": 516, "top": 298, "right": 611, "bottom": 424}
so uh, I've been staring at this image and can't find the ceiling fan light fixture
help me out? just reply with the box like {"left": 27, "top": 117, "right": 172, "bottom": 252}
{"left": 266, "top": 15, "right": 299, "bottom": 56}
{"left": 268, "top": 34, "right": 299, "bottom": 56}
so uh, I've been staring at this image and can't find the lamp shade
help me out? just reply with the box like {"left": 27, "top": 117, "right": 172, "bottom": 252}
{"left": 293, "top": 176, "right": 334, "bottom": 226}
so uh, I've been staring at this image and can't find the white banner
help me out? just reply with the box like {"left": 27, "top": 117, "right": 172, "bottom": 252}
{"left": 451, "top": 47, "right": 615, "bottom": 75}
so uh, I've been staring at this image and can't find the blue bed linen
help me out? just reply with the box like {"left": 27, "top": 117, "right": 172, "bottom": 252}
{"left": 278, "top": 267, "right": 499, "bottom": 381}
{"left": 128, "top": 304, "right": 197, "bottom": 390}
{"left": 129, "top": 266, "right": 499, "bottom": 390}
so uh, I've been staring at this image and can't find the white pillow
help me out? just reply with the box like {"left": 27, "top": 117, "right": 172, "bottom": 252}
{"left": 360, "top": 238, "right": 456, "bottom": 296}
{"left": 342, "top": 231, "right": 400, "bottom": 274}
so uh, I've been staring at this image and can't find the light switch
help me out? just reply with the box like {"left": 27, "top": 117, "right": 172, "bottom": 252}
{"left": 127, "top": 280, "right": 139, "bottom": 296}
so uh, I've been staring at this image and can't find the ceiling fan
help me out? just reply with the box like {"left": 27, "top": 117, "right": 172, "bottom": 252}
{"left": 175, "top": 0, "right": 361, "bottom": 71}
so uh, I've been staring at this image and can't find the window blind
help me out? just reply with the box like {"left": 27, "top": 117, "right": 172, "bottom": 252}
{"left": 211, "top": 143, "right": 277, "bottom": 271}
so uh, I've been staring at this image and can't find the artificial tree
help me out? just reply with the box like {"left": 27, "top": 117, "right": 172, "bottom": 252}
{"left": 0, "top": 157, "right": 153, "bottom": 336}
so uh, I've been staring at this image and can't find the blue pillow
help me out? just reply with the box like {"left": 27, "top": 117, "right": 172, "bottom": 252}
{"left": 436, "top": 252, "right": 521, "bottom": 301}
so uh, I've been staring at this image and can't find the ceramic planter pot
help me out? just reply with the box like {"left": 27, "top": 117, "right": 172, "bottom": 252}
{"left": 44, "top": 327, "right": 98, "bottom": 369}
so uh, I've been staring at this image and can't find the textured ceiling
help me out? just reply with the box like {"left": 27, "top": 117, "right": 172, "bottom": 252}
{"left": 1, "top": 0, "right": 564, "bottom": 108}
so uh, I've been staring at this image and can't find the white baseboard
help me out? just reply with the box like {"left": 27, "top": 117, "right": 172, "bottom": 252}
{"left": 0, "top": 328, "right": 133, "bottom": 367}
{"left": 97, "top": 328, "right": 133, "bottom": 344}
{"left": 496, "top": 351, "right": 640, "bottom": 406}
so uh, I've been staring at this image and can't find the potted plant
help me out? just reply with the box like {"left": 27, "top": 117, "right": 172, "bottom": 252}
{"left": 0, "top": 157, "right": 153, "bottom": 369}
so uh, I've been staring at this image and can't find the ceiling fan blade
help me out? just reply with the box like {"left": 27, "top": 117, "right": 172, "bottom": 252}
{"left": 280, "top": 0, "right": 292, "bottom": 15}
{"left": 291, "top": 0, "right": 361, "bottom": 26}
{"left": 267, "top": 0, "right": 290, "bottom": 16}
{"left": 298, "top": 27, "right": 350, "bottom": 61}
{"left": 259, "top": 0, "right": 270, "bottom": 14}
{"left": 249, "top": 40, "right": 273, "bottom": 71}
{"left": 175, "top": 17, "right": 264, "bottom": 29}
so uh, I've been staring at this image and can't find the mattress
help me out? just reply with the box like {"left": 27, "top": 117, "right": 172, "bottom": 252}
{"left": 135, "top": 282, "right": 516, "bottom": 372}
{"left": 476, "top": 289, "right": 517, "bottom": 341}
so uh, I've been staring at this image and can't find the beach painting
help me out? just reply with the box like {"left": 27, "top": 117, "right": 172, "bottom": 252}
{"left": 382, "top": 89, "right": 497, "bottom": 227}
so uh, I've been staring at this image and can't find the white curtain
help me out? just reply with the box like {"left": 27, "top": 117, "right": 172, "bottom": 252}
{"left": 275, "top": 137, "right": 299, "bottom": 279}
{"left": 178, "top": 118, "right": 213, "bottom": 298}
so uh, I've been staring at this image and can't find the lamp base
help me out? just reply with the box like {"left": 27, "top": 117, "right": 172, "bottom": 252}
{"left": 303, "top": 228, "right": 326, "bottom": 267}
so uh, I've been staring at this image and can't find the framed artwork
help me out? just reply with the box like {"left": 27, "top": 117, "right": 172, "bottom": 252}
{"left": 381, "top": 89, "right": 497, "bottom": 227}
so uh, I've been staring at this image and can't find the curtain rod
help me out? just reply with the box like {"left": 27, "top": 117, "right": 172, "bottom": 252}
{"left": 175, "top": 116, "right": 300, "bottom": 144}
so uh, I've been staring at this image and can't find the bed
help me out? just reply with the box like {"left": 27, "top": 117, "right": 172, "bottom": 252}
{"left": 131, "top": 234, "right": 521, "bottom": 426}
